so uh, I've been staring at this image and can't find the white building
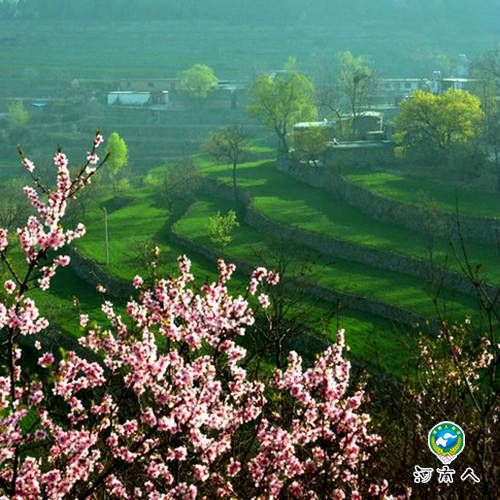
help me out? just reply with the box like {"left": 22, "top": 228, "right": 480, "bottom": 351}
{"left": 107, "top": 91, "right": 168, "bottom": 107}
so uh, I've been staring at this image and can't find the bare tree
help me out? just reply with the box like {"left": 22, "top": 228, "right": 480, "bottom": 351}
{"left": 474, "top": 47, "right": 500, "bottom": 190}
{"left": 160, "top": 158, "right": 200, "bottom": 222}
{"left": 336, "top": 51, "right": 376, "bottom": 117}
{"left": 203, "top": 125, "right": 248, "bottom": 205}
{"left": 476, "top": 45, "right": 500, "bottom": 79}
{"left": 377, "top": 218, "right": 499, "bottom": 499}
{"left": 245, "top": 234, "right": 335, "bottom": 371}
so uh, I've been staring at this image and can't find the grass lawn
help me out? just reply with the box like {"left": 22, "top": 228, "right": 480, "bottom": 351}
{"left": 344, "top": 169, "right": 500, "bottom": 220}
{"left": 29, "top": 267, "right": 109, "bottom": 338}
{"left": 198, "top": 159, "right": 500, "bottom": 284}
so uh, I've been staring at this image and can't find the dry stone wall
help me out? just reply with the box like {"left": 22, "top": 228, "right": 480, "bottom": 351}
{"left": 198, "top": 176, "right": 499, "bottom": 299}
{"left": 170, "top": 230, "right": 433, "bottom": 331}
{"left": 68, "top": 247, "right": 134, "bottom": 299}
{"left": 282, "top": 161, "right": 500, "bottom": 246}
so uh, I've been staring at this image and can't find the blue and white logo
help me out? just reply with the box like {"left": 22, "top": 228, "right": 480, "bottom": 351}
{"left": 428, "top": 421, "right": 465, "bottom": 464}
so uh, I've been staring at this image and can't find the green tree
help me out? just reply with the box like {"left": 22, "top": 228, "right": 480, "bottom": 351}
{"left": 291, "top": 126, "right": 329, "bottom": 163}
{"left": 8, "top": 101, "right": 29, "bottom": 129}
{"left": 248, "top": 71, "right": 317, "bottom": 156}
{"left": 106, "top": 132, "right": 128, "bottom": 192}
{"left": 336, "top": 51, "right": 375, "bottom": 117}
{"left": 208, "top": 209, "right": 239, "bottom": 250}
{"left": 203, "top": 126, "right": 247, "bottom": 205}
{"left": 178, "top": 64, "right": 218, "bottom": 104}
{"left": 394, "top": 89, "right": 484, "bottom": 165}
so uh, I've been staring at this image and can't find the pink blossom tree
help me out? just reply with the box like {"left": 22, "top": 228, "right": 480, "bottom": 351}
{"left": 0, "top": 134, "right": 386, "bottom": 498}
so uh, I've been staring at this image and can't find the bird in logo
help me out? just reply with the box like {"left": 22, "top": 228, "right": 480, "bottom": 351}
{"left": 436, "top": 432, "right": 457, "bottom": 448}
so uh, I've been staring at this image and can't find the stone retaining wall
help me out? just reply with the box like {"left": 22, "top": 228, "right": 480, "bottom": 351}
{"left": 68, "top": 247, "right": 134, "bottom": 299}
{"left": 198, "top": 176, "right": 499, "bottom": 299}
{"left": 283, "top": 162, "right": 500, "bottom": 247}
{"left": 171, "top": 226, "right": 434, "bottom": 331}
{"left": 324, "top": 142, "right": 397, "bottom": 169}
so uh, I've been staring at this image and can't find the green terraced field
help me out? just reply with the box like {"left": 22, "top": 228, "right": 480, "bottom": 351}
{"left": 174, "top": 198, "right": 477, "bottom": 321}
{"left": 74, "top": 186, "right": 421, "bottom": 378}
{"left": 344, "top": 169, "right": 500, "bottom": 219}
{"left": 199, "top": 159, "right": 500, "bottom": 283}
{"left": 75, "top": 188, "right": 219, "bottom": 284}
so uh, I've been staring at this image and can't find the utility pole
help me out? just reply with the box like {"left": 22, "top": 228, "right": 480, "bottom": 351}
{"left": 103, "top": 207, "right": 109, "bottom": 266}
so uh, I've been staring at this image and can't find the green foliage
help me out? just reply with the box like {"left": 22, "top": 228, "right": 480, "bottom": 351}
{"left": 394, "top": 89, "right": 484, "bottom": 161}
{"left": 292, "top": 126, "right": 329, "bottom": 161}
{"left": 336, "top": 51, "right": 375, "bottom": 116}
{"left": 8, "top": 101, "right": 29, "bottom": 129}
{"left": 208, "top": 209, "right": 239, "bottom": 249}
{"left": 248, "top": 71, "right": 317, "bottom": 154}
{"left": 178, "top": 64, "right": 218, "bottom": 100}
{"left": 106, "top": 132, "right": 128, "bottom": 191}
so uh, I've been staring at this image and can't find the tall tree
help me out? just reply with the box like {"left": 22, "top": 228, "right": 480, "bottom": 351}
{"left": 474, "top": 46, "right": 500, "bottom": 190}
{"left": 203, "top": 126, "right": 247, "bottom": 205}
{"left": 291, "top": 126, "right": 329, "bottom": 164}
{"left": 159, "top": 159, "right": 199, "bottom": 218}
{"left": 336, "top": 51, "right": 375, "bottom": 117}
{"left": 394, "top": 89, "right": 484, "bottom": 167}
{"left": 105, "top": 132, "right": 128, "bottom": 192}
{"left": 178, "top": 64, "right": 218, "bottom": 105}
{"left": 247, "top": 71, "right": 317, "bottom": 156}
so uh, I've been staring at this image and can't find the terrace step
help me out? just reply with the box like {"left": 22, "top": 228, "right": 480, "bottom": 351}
{"left": 198, "top": 174, "right": 500, "bottom": 300}
{"left": 281, "top": 161, "right": 500, "bottom": 246}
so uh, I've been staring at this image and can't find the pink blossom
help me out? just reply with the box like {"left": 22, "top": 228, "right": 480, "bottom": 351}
{"left": 79, "top": 314, "right": 89, "bottom": 328}
{"left": 193, "top": 464, "right": 209, "bottom": 482}
{"left": 22, "top": 157, "right": 36, "bottom": 173}
{"left": 258, "top": 293, "right": 270, "bottom": 308}
{"left": 0, "top": 136, "right": 386, "bottom": 499}
{"left": 86, "top": 152, "right": 99, "bottom": 165}
{"left": 267, "top": 270, "right": 280, "bottom": 285}
{"left": 53, "top": 152, "right": 68, "bottom": 169}
{"left": 0, "top": 228, "right": 8, "bottom": 252}
{"left": 227, "top": 459, "right": 241, "bottom": 477}
{"left": 93, "top": 133, "right": 104, "bottom": 148}
{"left": 133, "top": 275, "right": 144, "bottom": 289}
{"left": 37, "top": 352, "right": 54, "bottom": 368}
{"left": 4, "top": 280, "right": 16, "bottom": 295}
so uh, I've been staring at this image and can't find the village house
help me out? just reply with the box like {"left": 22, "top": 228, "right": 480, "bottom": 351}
{"left": 119, "top": 78, "right": 178, "bottom": 92}
{"left": 107, "top": 90, "right": 169, "bottom": 107}
{"left": 294, "top": 111, "right": 385, "bottom": 145}
{"left": 374, "top": 78, "right": 430, "bottom": 105}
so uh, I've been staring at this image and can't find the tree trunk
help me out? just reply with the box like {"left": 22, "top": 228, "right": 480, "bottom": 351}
{"left": 232, "top": 160, "right": 238, "bottom": 205}
{"left": 277, "top": 131, "right": 288, "bottom": 158}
